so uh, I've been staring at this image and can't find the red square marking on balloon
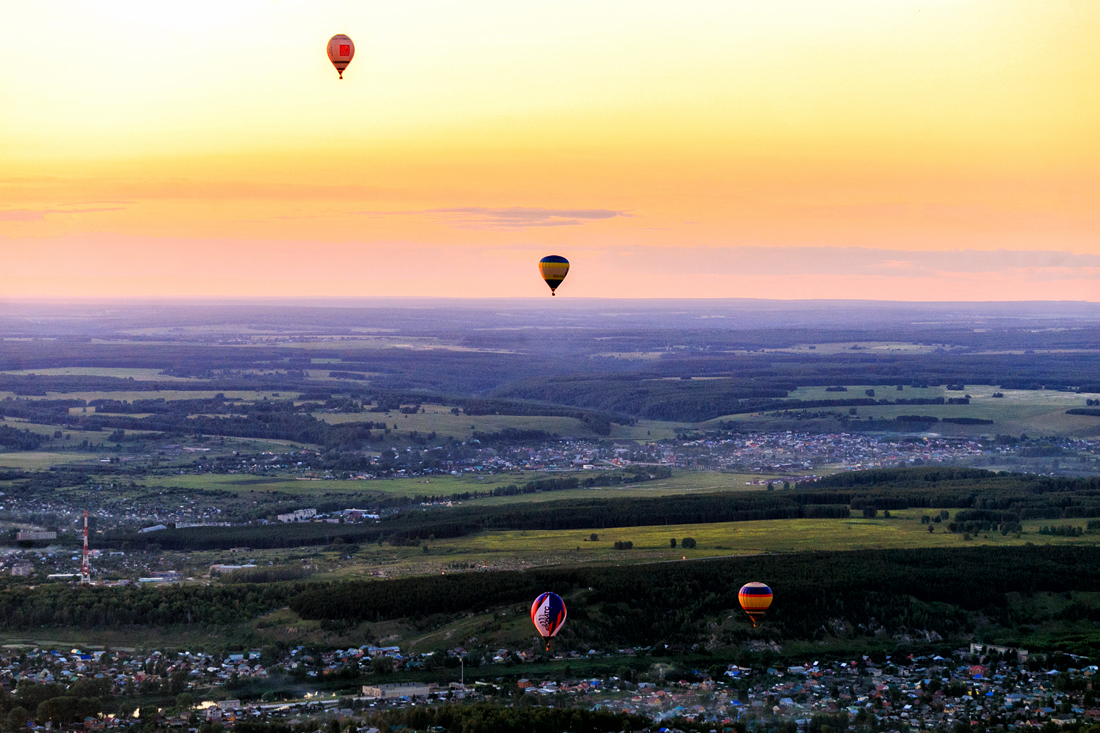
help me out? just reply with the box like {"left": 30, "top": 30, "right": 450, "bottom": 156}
{"left": 340, "top": 45, "right": 350, "bottom": 56}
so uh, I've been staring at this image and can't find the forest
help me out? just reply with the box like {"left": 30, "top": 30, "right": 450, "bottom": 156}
{"left": 1, "top": 546, "right": 1098, "bottom": 657}
{"left": 287, "top": 545, "right": 1100, "bottom": 647}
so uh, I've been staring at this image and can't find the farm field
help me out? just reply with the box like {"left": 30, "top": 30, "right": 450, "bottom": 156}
{"left": 0, "top": 390, "right": 285, "bottom": 403}
{"left": 787, "top": 385, "right": 1100, "bottom": 403}
{"left": 473, "top": 472, "right": 798, "bottom": 506}
{"left": 708, "top": 386, "right": 1100, "bottom": 437}
{"left": 4, "top": 418, "right": 160, "bottom": 442}
{"left": 137, "top": 471, "right": 536, "bottom": 497}
{"left": 426, "top": 511, "right": 1100, "bottom": 560}
{"left": 302, "top": 369, "right": 382, "bottom": 381}
{"left": 317, "top": 404, "right": 689, "bottom": 441}
{"left": 193, "top": 510, "right": 1100, "bottom": 587}
{"left": 179, "top": 509, "right": 1093, "bottom": 587}
{"left": 776, "top": 342, "right": 947, "bottom": 355}
{"left": 319, "top": 407, "right": 598, "bottom": 439}
{"left": 0, "top": 430, "right": 306, "bottom": 471}
{"left": 0, "top": 451, "right": 102, "bottom": 470}
{"left": 0, "top": 367, "right": 199, "bottom": 381}
{"left": 268, "top": 336, "right": 494, "bottom": 352}
{"left": 9, "top": 380, "right": 1098, "bottom": 446}
{"left": 134, "top": 469, "right": 798, "bottom": 502}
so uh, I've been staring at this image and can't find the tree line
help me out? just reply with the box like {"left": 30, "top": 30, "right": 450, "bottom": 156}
{"left": 104, "top": 467, "right": 1100, "bottom": 552}
{"left": 290, "top": 545, "right": 1100, "bottom": 648}
{"left": 2, "top": 546, "right": 1100, "bottom": 654}
{"left": 103, "top": 487, "right": 839, "bottom": 551}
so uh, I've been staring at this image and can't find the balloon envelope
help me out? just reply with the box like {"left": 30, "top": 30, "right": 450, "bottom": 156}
{"left": 738, "top": 582, "right": 773, "bottom": 627}
{"left": 538, "top": 255, "right": 569, "bottom": 295}
{"left": 531, "top": 592, "right": 567, "bottom": 639}
{"left": 327, "top": 34, "right": 355, "bottom": 78}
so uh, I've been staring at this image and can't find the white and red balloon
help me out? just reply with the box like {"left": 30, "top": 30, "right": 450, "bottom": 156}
{"left": 327, "top": 34, "right": 355, "bottom": 79}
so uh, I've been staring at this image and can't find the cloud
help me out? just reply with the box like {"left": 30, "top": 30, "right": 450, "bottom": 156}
{"left": 0, "top": 207, "right": 124, "bottom": 222}
{"left": 356, "top": 206, "right": 631, "bottom": 230}
{"left": 593, "top": 247, "right": 1100, "bottom": 280}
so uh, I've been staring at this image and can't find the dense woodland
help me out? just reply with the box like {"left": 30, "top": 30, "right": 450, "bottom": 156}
{"left": 288, "top": 545, "right": 1100, "bottom": 650}
{"left": 1, "top": 546, "right": 1098, "bottom": 658}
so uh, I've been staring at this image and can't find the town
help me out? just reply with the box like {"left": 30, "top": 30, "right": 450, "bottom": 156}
{"left": 1, "top": 640, "right": 1096, "bottom": 730}
{"left": 5, "top": 432, "right": 1099, "bottom": 538}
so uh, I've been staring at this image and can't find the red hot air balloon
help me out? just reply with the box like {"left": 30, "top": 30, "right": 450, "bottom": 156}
{"left": 738, "top": 582, "right": 773, "bottom": 628}
{"left": 327, "top": 34, "right": 355, "bottom": 79}
{"left": 531, "top": 592, "right": 567, "bottom": 651}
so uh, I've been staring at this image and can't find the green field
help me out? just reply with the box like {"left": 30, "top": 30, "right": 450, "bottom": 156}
{"left": 12, "top": 383, "right": 1086, "bottom": 440}
{"left": 303, "top": 369, "right": 381, "bottom": 381}
{"left": 235, "top": 510, "right": 1100, "bottom": 585}
{"left": 9, "top": 380, "right": 1098, "bottom": 443}
{"left": 317, "top": 404, "right": 689, "bottom": 441}
{"left": 0, "top": 451, "right": 103, "bottom": 470}
{"left": 134, "top": 469, "right": 797, "bottom": 502}
{"left": 707, "top": 386, "right": 1100, "bottom": 437}
{"left": 474, "top": 472, "right": 797, "bottom": 506}
{"left": 431, "top": 511, "right": 1100, "bottom": 559}
{"left": 0, "top": 367, "right": 199, "bottom": 381}
{"left": 4, "top": 418, "right": 159, "bottom": 442}
{"left": 0, "top": 389, "right": 285, "bottom": 403}
{"left": 137, "top": 472, "right": 533, "bottom": 497}
{"left": 320, "top": 406, "right": 599, "bottom": 439}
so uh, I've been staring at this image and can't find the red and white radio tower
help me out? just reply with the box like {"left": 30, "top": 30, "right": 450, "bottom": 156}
{"left": 80, "top": 510, "right": 91, "bottom": 585}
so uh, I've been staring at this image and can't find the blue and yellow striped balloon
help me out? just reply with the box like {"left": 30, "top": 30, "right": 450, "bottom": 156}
{"left": 738, "top": 582, "right": 773, "bottom": 628}
{"left": 538, "top": 255, "right": 570, "bottom": 296}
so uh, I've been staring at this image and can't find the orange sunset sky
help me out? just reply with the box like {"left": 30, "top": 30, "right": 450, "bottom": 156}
{"left": 1, "top": 1, "right": 1097, "bottom": 300}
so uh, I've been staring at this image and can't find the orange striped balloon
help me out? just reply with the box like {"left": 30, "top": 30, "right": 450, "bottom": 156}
{"left": 738, "top": 582, "right": 773, "bottom": 628}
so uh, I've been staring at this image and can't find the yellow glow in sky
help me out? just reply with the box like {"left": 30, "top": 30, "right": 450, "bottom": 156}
{"left": 1, "top": 1, "right": 1097, "bottom": 299}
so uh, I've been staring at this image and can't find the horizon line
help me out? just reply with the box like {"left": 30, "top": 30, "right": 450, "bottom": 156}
{"left": 2, "top": 295, "right": 1100, "bottom": 307}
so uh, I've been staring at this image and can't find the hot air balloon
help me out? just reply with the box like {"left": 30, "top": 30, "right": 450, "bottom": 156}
{"left": 538, "top": 255, "right": 569, "bottom": 296}
{"left": 738, "top": 582, "right": 773, "bottom": 628}
{"left": 531, "top": 592, "right": 567, "bottom": 650}
{"left": 327, "top": 34, "right": 355, "bottom": 79}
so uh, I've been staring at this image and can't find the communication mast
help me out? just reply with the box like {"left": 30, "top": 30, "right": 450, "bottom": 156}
{"left": 80, "top": 510, "right": 91, "bottom": 584}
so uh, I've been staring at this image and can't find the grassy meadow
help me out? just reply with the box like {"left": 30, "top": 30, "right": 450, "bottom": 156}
{"left": 319, "top": 385, "right": 1100, "bottom": 440}
{"left": 6, "top": 374, "right": 1098, "bottom": 442}
{"left": 185, "top": 511, "right": 1100, "bottom": 586}
{"left": 0, "top": 389, "right": 285, "bottom": 403}
{"left": 137, "top": 472, "right": 537, "bottom": 497}
{"left": 320, "top": 406, "right": 598, "bottom": 439}
{"left": 424, "top": 510, "right": 1100, "bottom": 560}
{"left": 707, "top": 386, "right": 1100, "bottom": 437}
{"left": 0, "top": 451, "right": 103, "bottom": 470}
{"left": 133, "top": 470, "right": 798, "bottom": 502}
{"left": 0, "top": 367, "right": 198, "bottom": 381}
{"left": 317, "top": 404, "right": 689, "bottom": 441}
